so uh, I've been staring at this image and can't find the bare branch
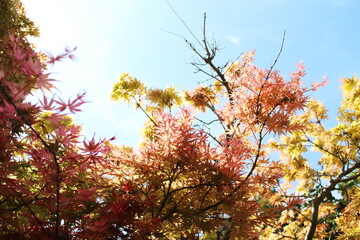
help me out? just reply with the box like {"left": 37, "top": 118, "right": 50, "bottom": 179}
{"left": 164, "top": 0, "right": 205, "bottom": 51}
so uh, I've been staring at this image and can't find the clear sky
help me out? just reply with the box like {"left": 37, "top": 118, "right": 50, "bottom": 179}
{"left": 22, "top": 0, "right": 360, "bottom": 146}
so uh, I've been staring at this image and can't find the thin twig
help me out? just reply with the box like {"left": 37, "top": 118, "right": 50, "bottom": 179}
{"left": 164, "top": 0, "right": 205, "bottom": 51}
{"left": 133, "top": 96, "right": 158, "bottom": 126}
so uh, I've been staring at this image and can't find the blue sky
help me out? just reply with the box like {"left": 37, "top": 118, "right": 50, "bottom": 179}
{"left": 22, "top": 0, "right": 360, "bottom": 146}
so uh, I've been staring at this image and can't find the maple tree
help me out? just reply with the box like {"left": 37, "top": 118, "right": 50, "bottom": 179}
{"left": 260, "top": 75, "right": 360, "bottom": 240}
{"left": 1, "top": 1, "right": 360, "bottom": 239}
{"left": 0, "top": 1, "right": 141, "bottom": 239}
{"left": 110, "top": 17, "right": 360, "bottom": 239}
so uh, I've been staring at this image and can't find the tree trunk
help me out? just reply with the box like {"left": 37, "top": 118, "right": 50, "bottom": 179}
{"left": 305, "top": 198, "right": 321, "bottom": 240}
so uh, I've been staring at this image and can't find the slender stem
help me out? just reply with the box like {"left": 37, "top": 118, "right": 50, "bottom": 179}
{"left": 133, "top": 96, "right": 158, "bottom": 126}
{"left": 8, "top": 184, "right": 45, "bottom": 232}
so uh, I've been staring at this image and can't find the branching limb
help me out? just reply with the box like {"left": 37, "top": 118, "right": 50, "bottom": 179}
{"left": 0, "top": 88, "right": 61, "bottom": 238}
{"left": 8, "top": 184, "right": 46, "bottom": 234}
{"left": 305, "top": 161, "right": 360, "bottom": 240}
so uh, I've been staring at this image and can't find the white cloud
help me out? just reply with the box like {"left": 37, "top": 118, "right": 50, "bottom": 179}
{"left": 226, "top": 35, "right": 240, "bottom": 45}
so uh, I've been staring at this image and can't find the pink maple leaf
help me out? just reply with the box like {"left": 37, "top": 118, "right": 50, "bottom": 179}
{"left": 83, "top": 137, "right": 102, "bottom": 153}
{"left": 13, "top": 47, "right": 27, "bottom": 61}
{"left": 40, "top": 95, "right": 55, "bottom": 111}
{"left": 47, "top": 47, "right": 77, "bottom": 66}
{"left": 67, "top": 92, "right": 87, "bottom": 114}
{"left": 36, "top": 73, "right": 56, "bottom": 91}
{"left": 296, "top": 61, "right": 305, "bottom": 70}
{"left": 46, "top": 112, "right": 66, "bottom": 125}
{"left": 54, "top": 97, "right": 67, "bottom": 112}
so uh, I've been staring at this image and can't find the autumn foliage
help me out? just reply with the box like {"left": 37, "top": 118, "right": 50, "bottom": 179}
{"left": 1, "top": 1, "right": 360, "bottom": 239}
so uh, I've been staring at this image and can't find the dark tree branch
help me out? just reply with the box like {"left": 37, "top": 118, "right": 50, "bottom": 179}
{"left": 0, "top": 88, "right": 62, "bottom": 238}
{"left": 8, "top": 184, "right": 46, "bottom": 234}
{"left": 305, "top": 161, "right": 360, "bottom": 240}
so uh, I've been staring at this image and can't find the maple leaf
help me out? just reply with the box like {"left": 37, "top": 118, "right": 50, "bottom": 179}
{"left": 36, "top": 73, "right": 56, "bottom": 91}
{"left": 47, "top": 47, "right": 77, "bottom": 66}
{"left": 83, "top": 137, "right": 102, "bottom": 153}
{"left": 40, "top": 95, "right": 55, "bottom": 111}
{"left": 5, "top": 8, "right": 357, "bottom": 239}
{"left": 296, "top": 61, "right": 305, "bottom": 70}
{"left": 13, "top": 45, "right": 27, "bottom": 61}
{"left": 67, "top": 92, "right": 87, "bottom": 114}
{"left": 54, "top": 97, "right": 67, "bottom": 112}
{"left": 46, "top": 112, "right": 67, "bottom": 125}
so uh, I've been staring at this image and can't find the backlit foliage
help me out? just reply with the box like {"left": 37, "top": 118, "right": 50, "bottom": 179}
{"left": 110, "top": 49, "right": 330, "bottom": 239}
{"left": 262, "top": 75, "right": 360, "bottom": 240}
{"left": 2, "top": 1, "right": 359, "bottom": 239}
